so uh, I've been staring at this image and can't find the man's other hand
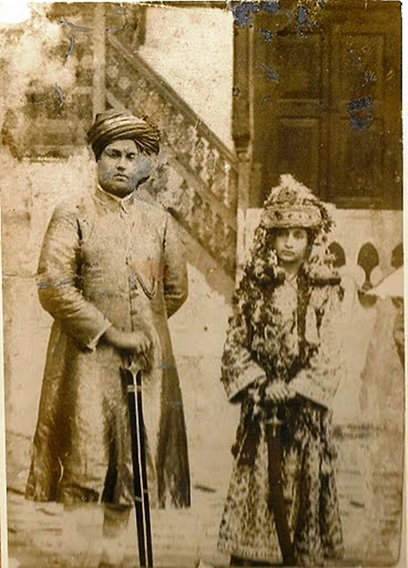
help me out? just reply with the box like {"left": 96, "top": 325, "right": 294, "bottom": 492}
{"left": 102, "top": 327, "right": 151, "bottom": 356}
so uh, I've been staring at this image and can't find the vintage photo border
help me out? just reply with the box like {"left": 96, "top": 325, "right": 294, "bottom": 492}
{"left": 0, "top": 0, "right": 407, "bottom": 566}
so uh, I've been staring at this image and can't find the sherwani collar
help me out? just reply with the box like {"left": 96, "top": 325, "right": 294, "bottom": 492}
{"left": 94, "top": 185, "right": 137, "bottom": 214}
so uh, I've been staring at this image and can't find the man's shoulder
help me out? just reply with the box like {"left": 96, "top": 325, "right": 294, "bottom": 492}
{"left": 134, "top": 193, "right": 171, "bottom": 223}
{"left": 52, "top": 193, "right": 95, "bottom": 218}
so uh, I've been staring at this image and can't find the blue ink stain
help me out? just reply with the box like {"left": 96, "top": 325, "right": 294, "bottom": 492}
{"left": 59, "top": 19, "right": 91, "bottom": 33}
{"left": 54, "top": 84, "right": 66, "bottom": 106}
{"left": 349, "top": 97, "right": 373, "bottom": 131}
{"left": 297, "top": 6, "right": 308, "bottom": 24}
{"left": 229, "top": 1, "right": 280, "bottom": 27}
{"left": 350, "top": 116, "right": 372, "bottom": 131}
{"left": 37, "top": 277, "right": 74, "bottom": 289}
{"left": 65, "top": 34, "right": 76, "bottom": 59}
{"left": 349, "top": 96, "right": 372, "bottom": 112}
{"left": 260, "top": 1, "right": 281, "bottom": 15}
{"left": 260, "top": 63, "right": 279, "bottom": 82}
{"left": 260, "top": 28, "right": 274, "bottom": 42}
{"left": 229, "top": 2, "right": 260, "bottom": 27}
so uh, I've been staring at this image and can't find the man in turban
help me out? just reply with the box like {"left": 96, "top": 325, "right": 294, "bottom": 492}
{"left": 25, "top": 109, "right": 190, "bottom": 565}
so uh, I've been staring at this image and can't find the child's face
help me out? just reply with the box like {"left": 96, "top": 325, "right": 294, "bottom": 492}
{"left": 274, "top": 227, "right": 309, "bottom": 265}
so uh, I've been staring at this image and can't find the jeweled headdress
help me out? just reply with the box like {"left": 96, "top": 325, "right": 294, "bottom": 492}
{"left": 245, "top": 174, "right": 338, "bottom": 285}
{"left": 260, "top": 174, "right": 333, "bottom": 233}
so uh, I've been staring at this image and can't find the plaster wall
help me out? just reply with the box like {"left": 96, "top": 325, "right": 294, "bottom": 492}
{"left": 1, "top": 147, "right": 235, "bottom": 492}
{"left": 1, "top": 152, "right": 404, "bottom": 565}
{"left": 242, "top": 207, "right": 404, "bottom": 426}
{"left": 139, "top": 6, "right": 234, "bottom": 150}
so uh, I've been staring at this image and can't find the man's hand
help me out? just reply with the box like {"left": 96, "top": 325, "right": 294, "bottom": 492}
{"left": 102, "top": 327, "right": 151, "bottom": 356}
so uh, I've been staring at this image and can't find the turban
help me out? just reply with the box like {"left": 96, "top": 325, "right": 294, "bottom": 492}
{"left": 87, "top": 109, "right": 160, "bottom": 160}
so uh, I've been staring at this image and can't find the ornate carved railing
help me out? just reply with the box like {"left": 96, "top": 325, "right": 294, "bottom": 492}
{"left": 105, "top": 35, "right": 238, "bottom": 277}
{"left": 2, "top": 4, "right": 238, "bottom": 278}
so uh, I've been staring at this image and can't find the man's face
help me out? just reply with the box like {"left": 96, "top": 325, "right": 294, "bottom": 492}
{"left": 97, "top": 139, "right": 153, "bottom": 198}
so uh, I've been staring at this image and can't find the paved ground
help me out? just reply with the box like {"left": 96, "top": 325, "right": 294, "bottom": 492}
{"left": 4, "top": 426, "right": 404, "bottom": 568}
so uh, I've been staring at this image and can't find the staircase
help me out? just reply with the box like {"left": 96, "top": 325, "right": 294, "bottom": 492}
{"left": 105, "top": 35, "right": 238, "bottom": 279}
{"left": 2, "top": 3, "right": 238, "bottom": 284}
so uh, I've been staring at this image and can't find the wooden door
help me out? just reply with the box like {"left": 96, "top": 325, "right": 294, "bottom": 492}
{"left": 251, "top": 0, "right": 402, "bottom": 209}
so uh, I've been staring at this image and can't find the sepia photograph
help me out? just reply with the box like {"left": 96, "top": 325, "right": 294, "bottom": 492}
{"left": 0, "top": 1, "right": 405, "bottom": 567}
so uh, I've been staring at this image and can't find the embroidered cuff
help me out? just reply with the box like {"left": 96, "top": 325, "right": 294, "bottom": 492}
{"left": 85, "top": 321, "right": 113, "bottom": 352}
{"left": 223, "top": 363, "right": 266, "bottom": 402}
{"left": 290, "top": 375, "right": 337, "bottom": 409}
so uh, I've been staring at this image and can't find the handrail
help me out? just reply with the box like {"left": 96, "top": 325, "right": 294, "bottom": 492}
{"left": 106, "top": 33, "right": 238, "bottom": 276}
{"left": 106, "top": 34, "right": 238, "bottom": 170}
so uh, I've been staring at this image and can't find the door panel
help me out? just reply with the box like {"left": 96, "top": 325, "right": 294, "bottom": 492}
{"left": 277, "top": 118, "right": 320, "bottom": 191}
{"left": 251, "top": 1, "right": 402, "bottom": 209}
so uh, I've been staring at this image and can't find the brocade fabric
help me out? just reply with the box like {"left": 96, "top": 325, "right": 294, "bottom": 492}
{"left": 25, "top": 188, "right": 190, "bottom": 509}
{"left": 218, "top": 276, "right": 345, "bottom": 565}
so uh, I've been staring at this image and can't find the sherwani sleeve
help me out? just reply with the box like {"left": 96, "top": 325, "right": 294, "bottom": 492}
{"left": 37, "top": 202, "right": 112, "bottom": 350}
{"left": 162, "top": 214, "right": 188, "bottom": 318}
{"left": 290, "top": 285, "right": 346, "bottom": 409}
{"left": 221, "top": 305, "right": 266, "bottom": 403}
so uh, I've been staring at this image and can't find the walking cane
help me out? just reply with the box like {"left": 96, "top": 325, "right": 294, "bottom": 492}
{"left": 120, "top": 355, "right": 153, "bottom": 567}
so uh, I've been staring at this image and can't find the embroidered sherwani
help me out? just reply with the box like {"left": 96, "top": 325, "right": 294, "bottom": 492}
{"left": 218, "top": 273, "right": 345, "bottom": 565}
{"left": 26, "top": 188, "right": 190, "bottom": 509}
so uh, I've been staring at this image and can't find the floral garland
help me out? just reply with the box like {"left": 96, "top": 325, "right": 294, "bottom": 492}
{"left": 234, "top": 203, "right": 341, "bottom": 384}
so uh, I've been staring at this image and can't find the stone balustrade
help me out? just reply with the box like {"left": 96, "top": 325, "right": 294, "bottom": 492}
{"left": 105, "top": 36, "right": 238, "bottom": 277}
{"left": 241, "top": 208, "right": 403, "bottom": 306}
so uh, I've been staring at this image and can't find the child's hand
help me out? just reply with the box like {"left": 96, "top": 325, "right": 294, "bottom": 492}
{"left": 265, "top": 381, "right": 290, "bottom": 403}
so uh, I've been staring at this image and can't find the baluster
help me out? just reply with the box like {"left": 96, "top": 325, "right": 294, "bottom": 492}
{"left": 160, "top": 102, "right": 174, "bottom": 138}
{"left": 203, "top": 146, "right": 218, "bottom": 187}
{"left": 118, "top": 75, "right": 132, "bottom": 94}
{"left": 228, "top": 168, "right": 238, "bottom": 210}
{"left": 209, "top": 214, "right": 235, "bottom": 273}
{"left": 223, "top": 161, "right": 232, "bottom": 209}
{"left": 154, "top": 171, "right": 186, "bottom": 216}
{"left": 328, "top": 242, "right": 346, "bottom": 268}
{"left": 165, "top": 112, "right": 184, "bottom": 147}
{"left": 209, "top": 213, "right": 224, "bottom": 256}
{"left": 184, "top": 184, "right": 196, "bottom": 230}
{"left": 209, "top": 157, "right": 225, "bottom": 202}
{"left": 188, "top": 188, "right": 204, "bottom": 242}
{"left": 133, "top": 78, "right": 149, "bottom": 109}
{"left": 175, "top": 179, "right": 190, "bottom": 219}
{"left": 357, "top": 242, "right": 379, "bottom": 307}
{"left": 150, "top": 158, "right": 168, "bottom": 195}
{"left": 190, "top": 135, "right": 206, "bottom": 177}
{"left": 199, "top": 200, "right": 213, "bottom": 245}
{"left": 223, "top": 224, "right": 237, "bottom": 276}
{"left": 391, "top": 243, "right": 403, "bottom": 269}
{"left": 152, "top": 99, "right": 167, "bottom": 130}
{"left": 143, "top": 90, "right": 161, "bottom": 121}
{"left": 176, "top": 122, "right": 196, "bottom": 159}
